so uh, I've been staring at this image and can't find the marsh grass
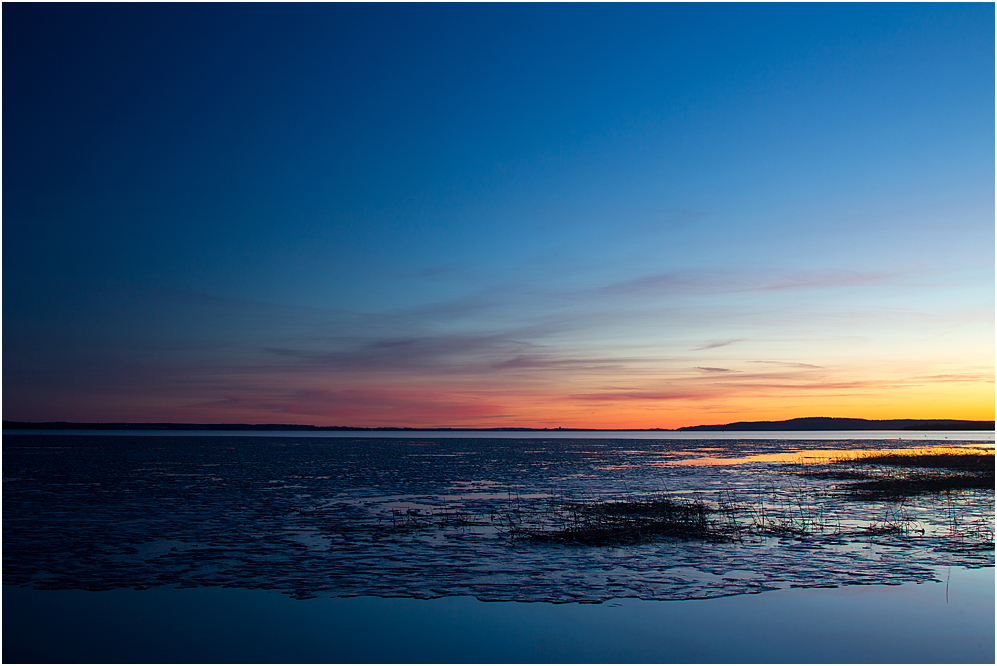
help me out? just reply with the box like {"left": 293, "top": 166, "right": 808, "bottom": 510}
{"left": 369, "top": 505, "right": 493, "bottom": 538}
{"left": 501, "top": 481, "right": 941, "bottom": 546}
{"left": 844, "top": 473, "right": 993, "bottom": 498}
{"left": 837, "top": 449, "right": 994, "bottom": 471}
{"left": 503, "top": 483, "right": 896, "bottom": 545}
{"left": 744, "top": 485, "right": 841, "bottom": 538}
{"left": 358, "top": 449, "right": 993, "bottom": 550}
{"left": 507, "top": 495, "right": 725, "bottom": 545}
{"left": 818, "top": 449, "right": 994, "bottom": 499}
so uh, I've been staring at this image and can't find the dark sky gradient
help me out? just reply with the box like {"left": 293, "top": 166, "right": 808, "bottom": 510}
{"left": 4, "top": 4, "right": 993, "bottom": 427}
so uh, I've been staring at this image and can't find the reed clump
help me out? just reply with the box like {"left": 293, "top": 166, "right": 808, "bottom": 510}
{"left": 844, "top": 473, "right": 993, "bottom": 498}
{"left": 836, "top": 449, "right": 994, "bottom": 472}
{"left": 824, "top": 449, "right": 994, "bottom": 499}
{"left": 508, "top": 496, "right": 734, "bottom": 545}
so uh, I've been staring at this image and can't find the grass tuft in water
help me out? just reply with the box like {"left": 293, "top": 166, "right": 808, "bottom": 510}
{"left": 801, "top": 449, "right": 994, "bottom": 499}
{"left": 508, "top": 496, "right": 730, "bottom": 545}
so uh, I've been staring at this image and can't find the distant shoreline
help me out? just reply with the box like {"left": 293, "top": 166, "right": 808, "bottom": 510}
{"left": 4, "top": 417, "right": 994, "bottom": 432}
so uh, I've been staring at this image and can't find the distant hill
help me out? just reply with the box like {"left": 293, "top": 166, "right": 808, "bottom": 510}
{"left": 677, "top": 417, "right": 995, "bottom": 431}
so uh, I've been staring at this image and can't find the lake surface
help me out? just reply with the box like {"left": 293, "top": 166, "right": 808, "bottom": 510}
{"left": 4, "top": 565, "right": 993, "bottom": 663}
{"left": 3, "top": 432, "right": 994, "bottom": 662}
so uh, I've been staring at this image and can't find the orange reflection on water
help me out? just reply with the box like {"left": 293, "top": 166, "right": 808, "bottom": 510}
{"left": 667, "top": 444, "right": 994, "bottom": 467}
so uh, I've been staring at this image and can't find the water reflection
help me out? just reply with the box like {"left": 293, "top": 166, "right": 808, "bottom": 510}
{"left": 3, "top": 434, "right": 993, "bottom": 603}
{"left": 669, "top": 444, "right": 994, "bottom": 466}
{"left": 4, "top": 566, "right": 993, "bottom": 663}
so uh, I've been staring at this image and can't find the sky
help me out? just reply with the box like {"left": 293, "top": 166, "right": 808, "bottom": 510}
{"left": 4, "top": 3, "right": 994, "bottom": 428}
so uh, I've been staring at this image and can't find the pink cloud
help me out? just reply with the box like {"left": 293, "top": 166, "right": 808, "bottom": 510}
{"left": 181, "top": 386, "right": 506, "bottom": 427}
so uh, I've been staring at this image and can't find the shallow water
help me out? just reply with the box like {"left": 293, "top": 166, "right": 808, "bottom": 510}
{"left": 4, "top": 434, "right": 994, "bottom": 662}
{"left": 3, "top": 566, "right": 993, "bottom": 663}
{"left": 4, "top": 434, "right": 992, "bottom": 604}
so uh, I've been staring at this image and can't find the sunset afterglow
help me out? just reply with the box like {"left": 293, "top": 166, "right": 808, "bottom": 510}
{"left": 5, "top": 4, "right": 993, "bottom": 428}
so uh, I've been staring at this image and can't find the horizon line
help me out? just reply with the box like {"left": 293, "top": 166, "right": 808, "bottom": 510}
{"left": 4, "top": 417, "right": 995, "bottom": 433}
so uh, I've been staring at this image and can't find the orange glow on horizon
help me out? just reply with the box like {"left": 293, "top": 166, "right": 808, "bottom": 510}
{"left": 11, "top": 344, "right": 993, "bottom": 429}
{"left": 79, "top": 373, "right": 992, "bottom": 430}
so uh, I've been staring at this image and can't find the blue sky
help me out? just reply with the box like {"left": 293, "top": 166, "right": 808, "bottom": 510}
{"left": 4, "top": 3, "right": 993, "bottom": 427}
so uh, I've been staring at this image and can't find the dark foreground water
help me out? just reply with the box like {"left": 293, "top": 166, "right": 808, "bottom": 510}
{"left": 3, "top": 433, "right": 994, "bottom": 662}
{"left": 3, "top": 566, "right": 994, "bottom": 663}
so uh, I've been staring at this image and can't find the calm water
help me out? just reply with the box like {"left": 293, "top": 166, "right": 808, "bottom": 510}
{"left": 3, "top": 432, "right": 994, "bottom": 662}
{"left": 3, "top": 566, "right": 993, "bottom": 663}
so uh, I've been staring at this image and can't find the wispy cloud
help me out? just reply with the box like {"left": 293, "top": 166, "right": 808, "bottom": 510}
{"left": 750, "top": 360, "right": 824, "bottom": 369}
{"left": 570, "top": 390, "right": 701, "bottom": 401}
{"left": 693, "top": 339, "right": 742, "bottom": 351}
{"left": 602, "top": 269, "right": 892, "bottom": 298}
{"left": 262, "top": 332, "right": 634, "bottom": 376}
{"left": 184, "top": 387, "right": 508, "bottom": 426}
{"left": 5, "top": 264, "right": 989, "bottom": 427}
{"left": 910, "top": 372, "right": 996, "bottom": 384}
